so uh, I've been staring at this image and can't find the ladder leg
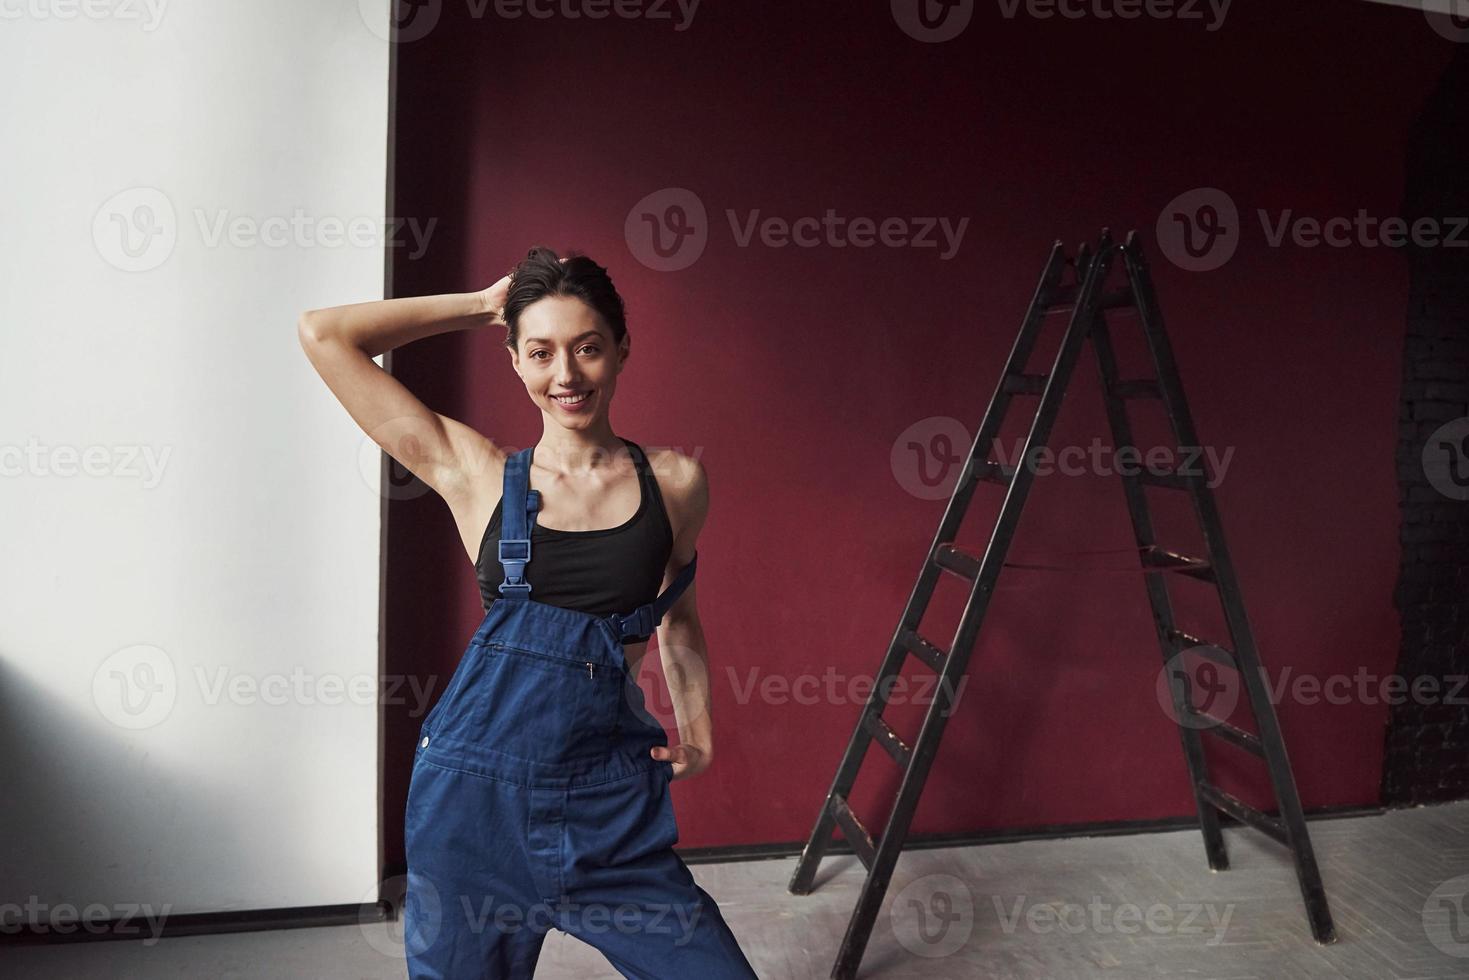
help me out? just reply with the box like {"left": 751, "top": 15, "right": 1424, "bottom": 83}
{"left": 1120, "top": 231, "right": 1336, "bottom": 943}
{"left": 828, "top": 653, "right": 970, "bottom": 980}
{"left": 788, "top": 242, "right": 1075, "bottom": 976}
{"left": 1089, "top": 312, "right": 1229, "bottom": 871}
{"left": 830, "top": 238, "right": 1116, "bottom": 978}
{"left": 791, "top": 240, "right": 1111, "bottom": 978}
{"left": 1233, "top": 642, "right": 1338, "bottom": 942}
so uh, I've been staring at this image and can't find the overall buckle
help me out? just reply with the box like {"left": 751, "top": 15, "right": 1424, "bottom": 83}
{"left": 614, "top": 605, "right": 656, "bottom": 640}
{"left": 498, "top": 538, "right": 532, "bottom": 597}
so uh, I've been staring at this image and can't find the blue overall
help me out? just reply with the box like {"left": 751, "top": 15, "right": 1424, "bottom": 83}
{"left": 403, "top": 446, "right": 760, "bottom": 979}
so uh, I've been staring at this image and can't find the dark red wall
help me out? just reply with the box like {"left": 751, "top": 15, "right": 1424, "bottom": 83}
{"left": 384, "top": 1, "right": 1456, "bottom": 867}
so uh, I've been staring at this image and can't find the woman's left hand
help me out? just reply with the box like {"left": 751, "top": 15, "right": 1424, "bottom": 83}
{"left": 651, "top": 743, "right": 709, "bottom": 781}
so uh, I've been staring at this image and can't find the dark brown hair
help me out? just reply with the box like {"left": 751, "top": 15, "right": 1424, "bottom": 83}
{"left": 502, "top": 246, "right": 627, "bottom": 351}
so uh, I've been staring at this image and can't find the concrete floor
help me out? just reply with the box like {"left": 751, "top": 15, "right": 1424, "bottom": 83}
{"left": 7, "top": 801, "right": 1468, "bottom": 979}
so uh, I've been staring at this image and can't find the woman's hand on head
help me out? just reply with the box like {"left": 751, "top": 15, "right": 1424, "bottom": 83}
{"left": 480, "top": 273, "right": 511, "bottom": 325}
{"left": 482, "top": 256, "right": 568, "bottom": 322}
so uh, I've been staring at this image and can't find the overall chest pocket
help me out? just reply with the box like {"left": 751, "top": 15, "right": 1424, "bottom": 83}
{"left": 460, "top": 640, "right": 621, "bottom": 759}
{"left": 482, "top": 640, "right": 605, "bottom": 680}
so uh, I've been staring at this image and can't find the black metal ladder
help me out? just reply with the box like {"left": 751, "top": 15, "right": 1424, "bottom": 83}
{"left": 787, "top": 229, "right": 1336, "bottom": 980}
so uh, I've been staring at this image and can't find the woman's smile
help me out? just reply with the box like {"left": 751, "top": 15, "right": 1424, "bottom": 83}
{"left": 550, "top": 389, "right": 593, "bottom": 411}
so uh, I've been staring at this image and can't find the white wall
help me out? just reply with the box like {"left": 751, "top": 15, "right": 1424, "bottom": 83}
{"left": 0, "top": 2, "right": 390, "bottom": 924}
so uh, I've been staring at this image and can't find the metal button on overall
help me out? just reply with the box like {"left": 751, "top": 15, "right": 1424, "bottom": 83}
{"left": 402, "top": 446, "right": 760, "bottom": 980}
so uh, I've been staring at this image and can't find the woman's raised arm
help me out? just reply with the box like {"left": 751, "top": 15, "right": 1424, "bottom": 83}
{"left": 297, "top": 275, "right": 511, "bottom": 500}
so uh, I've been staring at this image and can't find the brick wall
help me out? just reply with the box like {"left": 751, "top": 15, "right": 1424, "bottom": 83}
{"left": 1383, "top": 47, "right": 1469, "bottom": 805}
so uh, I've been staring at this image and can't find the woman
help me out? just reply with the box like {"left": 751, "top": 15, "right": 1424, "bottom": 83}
{"left": 298, "top": 247, "right": 759, "bottom": 979}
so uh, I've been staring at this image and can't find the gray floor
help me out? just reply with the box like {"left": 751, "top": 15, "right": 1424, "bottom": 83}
{"left": 8, "top": 802, "right": 1468, "bottom": 979}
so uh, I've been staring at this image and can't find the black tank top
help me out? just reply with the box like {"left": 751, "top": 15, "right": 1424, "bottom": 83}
{"left": 475, "top": 438, "right": 674, "bottom": 642}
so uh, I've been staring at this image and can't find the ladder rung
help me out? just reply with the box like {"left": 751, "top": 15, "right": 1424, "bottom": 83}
{"left": 898, "top": 629, "right": 947, "bottom": 673}
{"left": 933, "top": 543, "right": 981, "bottom": 581}
{"left": 1109, "top": 379, "right": 1162, "bottom": 399}
{"left": 862, "top": 712, "right": 913, "bottom": 770}
{"left": 1138, "top": 469, "right": 1194, "bottom": 491}
{"left": 1141, "top": 547, "right": 1215, "bottom": 583}
{"left": 971, "top": 459, "right": 1015, "bottom": 487}
{"left": 828, "top": 793, "right": 876, "bottom": 871}
{"left": 1045, "top": 285, "right": 1134, "bottom": 313}
{"left": 1196, "top": 782, "right": 1288, "bottom": 844}
{"left": 1167, "top": 629, "right": 1237, "bottom": 668}
{"left": 1002, "top": 372, "right": 1049, "bottom": 395}
{"left": 1189, "top": 712, "right": 1265, "bottom": 756}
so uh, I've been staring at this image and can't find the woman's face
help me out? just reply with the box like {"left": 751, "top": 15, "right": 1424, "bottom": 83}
{"left": 509, "top": 294, "right": 626, "bottom": 428}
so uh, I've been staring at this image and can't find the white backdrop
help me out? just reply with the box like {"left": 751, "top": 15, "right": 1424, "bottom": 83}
{"left": 0, "top": 2, "right": 390, "bottom": 922}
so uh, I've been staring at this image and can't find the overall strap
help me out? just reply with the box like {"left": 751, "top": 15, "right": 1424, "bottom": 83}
{"left": 606, "top": 551, "right": 698, "bottom": 642}
{"left": 497, "top": 447, "right": 542, "bottom": 600}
